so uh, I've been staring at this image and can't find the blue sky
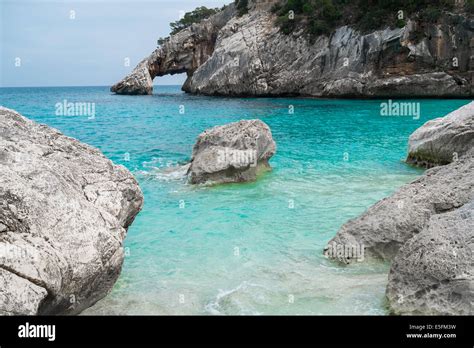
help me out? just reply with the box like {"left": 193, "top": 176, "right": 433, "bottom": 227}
{"left": 0, "top": 0, "right": 230, "bottom": 87}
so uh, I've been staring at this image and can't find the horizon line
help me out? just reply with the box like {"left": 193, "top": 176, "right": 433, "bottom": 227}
{"left": 0, "top": 84, "right": 183, "bottom": 88}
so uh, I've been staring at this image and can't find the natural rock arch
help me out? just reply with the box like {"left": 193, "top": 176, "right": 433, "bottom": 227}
{"left": 110, "top": 5, "right": 235, "bottom": 95}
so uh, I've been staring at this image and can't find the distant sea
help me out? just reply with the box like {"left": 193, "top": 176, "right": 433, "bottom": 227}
{"left": 0, "top": 86, "right": 469, "bottom": 314}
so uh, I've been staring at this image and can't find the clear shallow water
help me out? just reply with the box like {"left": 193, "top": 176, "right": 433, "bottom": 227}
{"left": 0, "top": 86, "right": 469, "bottom": 315}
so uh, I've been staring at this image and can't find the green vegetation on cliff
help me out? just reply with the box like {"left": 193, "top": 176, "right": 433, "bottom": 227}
{"left": 156, "top": 0, "right": 473, "bottom": 47}
{"left": 170, "top": 6, "right": 221, "bottom": 34}
{"left": 272, "top": 0, "right": 469, "bottom": 37}
{"left": 235, "top": 0, "right": 249, "bottom": 16}
{"left": 467, "top": 0, "right": 474, "bottom": 12}
{"left": 158, "top": 6, "right": 221, "bottom": 45}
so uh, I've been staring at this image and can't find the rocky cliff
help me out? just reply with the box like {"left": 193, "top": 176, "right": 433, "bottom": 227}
{"left": 111, "top": 5, "right": 235, "bottom": 95}
{"left": 0, "top": 107, "right": 143, "bottom": 315}
{"left": 112, "top": 0, "right": 473, "bottom": 97}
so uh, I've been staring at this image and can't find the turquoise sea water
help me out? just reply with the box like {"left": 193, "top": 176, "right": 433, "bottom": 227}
{"left": 0, "top": 86, "right": 469, "bottom": 315}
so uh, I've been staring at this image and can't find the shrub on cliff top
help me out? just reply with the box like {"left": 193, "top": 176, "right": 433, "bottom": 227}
{"left": 235, "top": 0, "right": 249, "bottom": 17}
{"left": 467, "top": 0, "right": 474, "bottom": 13}
{"left": 274, "top": 0, "right": 458, "bottom": 37}
{"left": 169, "top": 6, "right": 220, "bottom": 35}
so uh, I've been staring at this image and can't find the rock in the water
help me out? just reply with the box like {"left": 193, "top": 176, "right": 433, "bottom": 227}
{"left": 324, "top": 155, "right": 474, "bottom": 263}
{"left": 386, "top": 200, "right": 474, "bottom": 315}
{"left": 407, "top": 101, "right": 474, "bottom": 167}
{"left": 110, "top": 59, "right": 154, "bottom": 95}
{"left": 187, "top": 119, "right": 276, "bottom": 185}
{"left": 325, "top": 103, "right": 474, "bottom": 263}
{"left": 0, "top": 107, "right": 143, "bottom": 315}
{"left": 324, "top": 102, "right": 474, "bottom": 314}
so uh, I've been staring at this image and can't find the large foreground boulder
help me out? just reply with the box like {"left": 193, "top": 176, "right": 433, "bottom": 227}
{"left": 407, "top": 101, "right": 474, "bottom": 167}
{"left": 324, "top": 155, "right": 474, "bottom": 262}
{"left": 325, "top": 102, "right": 474, "bottom": 263}
{"left": 324, "top": 102, "right": 474, "bottom": 314}
{"left": 187, "top": 119, "right": 276, "bottom": 185}
{"left": 386, "top": 200, "right": 473, "bottom": 315}
{"left": 0, "top": 107, "right": 143, "bottom": 315}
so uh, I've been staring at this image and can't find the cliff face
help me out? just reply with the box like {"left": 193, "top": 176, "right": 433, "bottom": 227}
{"left": 111, "top": 5, "right": 235, "bottom": 95}
{"left": 112, "top": 0, "right": 473, "bottom": 97}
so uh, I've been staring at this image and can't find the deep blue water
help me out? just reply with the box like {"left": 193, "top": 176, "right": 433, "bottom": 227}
{"left": 0, "top": 86, "right": 469, "bottom": 314}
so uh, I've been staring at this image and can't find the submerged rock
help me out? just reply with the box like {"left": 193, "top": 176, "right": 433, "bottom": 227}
{"left": 0, "top": 107, "right": 143, "bottom": 315}
{"left": 386, "top": 200, "right": 474, "bottom": 315}
{"left": 407, "top": 101, "right": 474, "bottom": 167}
{"left": 187, "top": 119, "right": 276, "bottom": 185}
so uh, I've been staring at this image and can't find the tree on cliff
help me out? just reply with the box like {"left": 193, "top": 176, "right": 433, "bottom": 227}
{"left": 170, "top": 6, "right": 220, "bottom": 35}
{"left": 158, "top": 6, "right": 222, "bottom": 46}
{"left": 235, "top": 0, "right": 249, "bottom": 16}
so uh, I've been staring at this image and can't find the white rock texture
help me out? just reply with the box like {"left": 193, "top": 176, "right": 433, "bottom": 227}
{"left": 0, "top": 107, "right": 143, "bottom": 315}
{"left": 188, "top": 119, "right": 276, "bottom": 185}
